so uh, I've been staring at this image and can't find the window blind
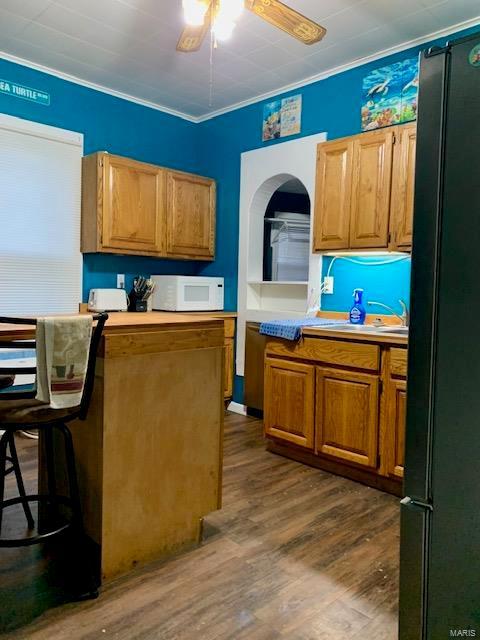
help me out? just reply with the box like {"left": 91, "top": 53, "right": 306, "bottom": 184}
{"left": 0, "top": 115, "right": 83, "bottom": 315}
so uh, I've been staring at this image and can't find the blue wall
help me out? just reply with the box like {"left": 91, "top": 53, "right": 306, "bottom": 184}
{"left": 196, "top": 23, "right": 480, "bottom": 321}
{"left": 0, "top": 57, "right": 207, "bottom": 300}
{"left": 1, "top": 23, "right": 479, "bottom": 403}
{"left": 320, "top": 255, "right": 411, "bottom": 316}
{"left": 194, "top": 23, "right": 479, "bottom": 401}
{"left": 2, "top": 24, "right": 479, "bottom": 311}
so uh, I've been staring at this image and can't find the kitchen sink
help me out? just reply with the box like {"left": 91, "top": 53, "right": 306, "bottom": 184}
{"left": 329, "top": 324, "right": 387, "bottom": 332}
{"left": 377, "top": 326, "right": 409, "bottom": 335}
{"left": 323, "top": 324, "right": 409, "bottom": 335}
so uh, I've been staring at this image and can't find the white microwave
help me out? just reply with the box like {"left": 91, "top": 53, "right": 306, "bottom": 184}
{"left": 151, "top": 276, "right": 224, "bottom": 312}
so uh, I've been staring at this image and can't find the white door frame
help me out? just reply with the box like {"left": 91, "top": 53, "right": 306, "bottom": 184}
{"left": 236, "top": 132, "right": 327, "bottom": 377}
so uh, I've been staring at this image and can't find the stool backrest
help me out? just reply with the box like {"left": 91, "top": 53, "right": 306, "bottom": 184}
{"left": 0, "top": 313, "right": 108, "bottom": 419}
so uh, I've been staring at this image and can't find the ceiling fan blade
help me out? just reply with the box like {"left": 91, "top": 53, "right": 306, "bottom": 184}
{"left": 177, "top": 2, "right": 212, "bottom": 53}
{"left": 176, "top": 24, "right": 208, "bottom": 52}
{"left": 245, "top": 0, "right": 326, "bottom": 45}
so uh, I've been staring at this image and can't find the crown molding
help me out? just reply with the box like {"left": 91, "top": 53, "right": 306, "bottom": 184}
{"left": 0, "top": 50, "right": 198, "bottom": 123}
{"left": 195, "top": 14, "right": 480, "bottom": 122}
{"left": 1, "top": 13, "right": 479, "bottom": 125}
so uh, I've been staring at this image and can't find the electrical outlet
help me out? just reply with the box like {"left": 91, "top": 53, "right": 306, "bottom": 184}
{"left": 323, "top": 276, "right": 334, "bottom": 294}
{"left": 117, "top": 274, "right": 125, "bottom": 289}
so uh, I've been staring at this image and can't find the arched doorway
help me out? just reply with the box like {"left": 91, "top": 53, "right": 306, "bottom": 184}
{"left": 236, "top": 132, "right": 326, "bottom": 381}
{"left": 262, "top": 177, "right": 311, "bottom": 283}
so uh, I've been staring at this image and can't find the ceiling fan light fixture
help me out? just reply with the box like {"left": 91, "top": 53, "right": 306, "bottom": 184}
{"left": 219, "top": 0, "right": 244, "bottom": 22}
{"left": 182, "top": 0, "right": 209, "bottom": 26}
{"left": 212, "top": 0, "right": 243, "bottom": 41}
{"left": 212, "top": 16, "right": 235, "bottom": 40}
{"left": 176, "top": 0, "right": 326, "bottom": 53}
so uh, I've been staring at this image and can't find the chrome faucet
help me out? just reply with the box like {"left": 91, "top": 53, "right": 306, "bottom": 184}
{"left": 367, "top": 299, "right": 409, "bottom": 327}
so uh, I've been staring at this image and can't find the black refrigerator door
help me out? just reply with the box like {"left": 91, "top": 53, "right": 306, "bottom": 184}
{"left": 425, "top": 33, "right": 480, "bottom": 638}
{"left": 400, "top": 31, "right": 480, "bottom": 639}
{"left": 399, "top": 46, "right": 448, "bottom": 640}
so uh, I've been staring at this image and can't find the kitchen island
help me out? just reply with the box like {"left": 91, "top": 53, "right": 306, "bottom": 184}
{"left": 2, "top": 312, "right": 225, "bottom": 582}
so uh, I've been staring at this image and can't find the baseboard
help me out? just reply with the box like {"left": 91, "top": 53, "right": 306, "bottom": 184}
{"left": 227, "top": 401, "right": 247, "bottom": 415}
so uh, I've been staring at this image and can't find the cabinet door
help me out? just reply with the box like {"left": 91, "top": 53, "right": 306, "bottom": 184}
{"left": 316, "top": 367, "right": 379, "bottom": 468}
{"left": 313, "top": 139, "right": 353, "bottom": 251}
{"left": 102, "top": 154, "right": 164, "bottom": 254}
{"left": 166, "top": 171, "right": 215, "bottom": 259}
{"left": 349, "top": 129, "right": 394, "bottom": 249}
{"left": 264, "top": 358, "right": 315, "bottom": 449}
{"left": 390, "top": 124, "right": 417, "bottom": 250}
{"left": 224, "top": 338, "right": 234, "bottom": 399}
{"left": 384, "top": 378, "right": 407, "bottom": 478}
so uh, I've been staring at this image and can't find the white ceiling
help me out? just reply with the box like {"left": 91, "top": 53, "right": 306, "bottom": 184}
{"left": 1, "top": 0, "right": 479, "bottom": 121}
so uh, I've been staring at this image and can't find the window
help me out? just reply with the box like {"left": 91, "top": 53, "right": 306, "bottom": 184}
{"left": 0, "top": 114, "right": 82, "bottom": 315}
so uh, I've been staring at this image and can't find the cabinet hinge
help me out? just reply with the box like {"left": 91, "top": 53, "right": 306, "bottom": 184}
{"left": 392, "top": 133, "right": 397, "bottom": 144}
{"left": 378, "top": 380, "right": 383, "bottom": 394}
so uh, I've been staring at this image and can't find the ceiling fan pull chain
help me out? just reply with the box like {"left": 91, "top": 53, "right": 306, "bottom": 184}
{"left": 209, "top": 25, "right": 215, "bottom": 107}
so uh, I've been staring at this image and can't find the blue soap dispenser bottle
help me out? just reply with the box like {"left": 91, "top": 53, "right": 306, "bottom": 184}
{"left": 349, "top": 288, "right": 366, "bottom": 325}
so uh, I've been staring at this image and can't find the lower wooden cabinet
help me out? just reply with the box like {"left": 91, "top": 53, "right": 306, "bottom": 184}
{"left": 264, "top": 358, "right": 315, "bottom": 449}
{"left": 316, "top": 367, "right": 379, "bottom": 468}
{"left": 383, "top": 378, "right": 407, "bottom": 478}
{"left": 263, "top": 338, "right": 408, "bottom": 495}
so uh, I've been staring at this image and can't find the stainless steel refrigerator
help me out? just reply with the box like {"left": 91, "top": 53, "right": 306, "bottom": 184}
{"left": 400, "top": 31, "right": 480, "bottom": 639}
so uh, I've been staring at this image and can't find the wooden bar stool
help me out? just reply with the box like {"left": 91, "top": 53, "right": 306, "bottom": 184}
{"left": 0, "top": 374, "right": 35, "bottom": 530}
{"left": 0, "top": 313, "right": 108, "bottom": 600}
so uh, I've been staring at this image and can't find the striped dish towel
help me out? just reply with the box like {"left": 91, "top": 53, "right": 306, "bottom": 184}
{"left": 259, "top": 318, "right": 345, "bottom": 341}
{"left": 35, "top": 316, "right": 93, "bottom": 409}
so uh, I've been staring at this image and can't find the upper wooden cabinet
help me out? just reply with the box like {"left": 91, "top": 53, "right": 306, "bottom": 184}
{"left": 81, "top": 152, "right": 216, "bottom": 261}
{"left": 313, "top": 139, "right": 353, "bottom": 251}
{"left": 102, "top": 154, "right": 164, "bottom": 255}
{"left": 390, "top": 124, "right": 417, "bottom": 251}
{"left": 349, "top": 129, "right": 394, "bottom": 249}
{"left": 313, "top": 123, "right": 416, "bottom": 253}
{"left": 166, "top": 171, "right": 216, "bottom": 259}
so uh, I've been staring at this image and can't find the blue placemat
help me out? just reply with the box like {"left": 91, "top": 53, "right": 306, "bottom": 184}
{"left": 259, "top": 318, "right": 345, "bottom": 341}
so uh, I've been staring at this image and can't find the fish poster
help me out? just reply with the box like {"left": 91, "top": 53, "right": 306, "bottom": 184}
{"left": 262, "top": 94, "right": 302, "bottom": 141}
{"left": 361, "top": 57, "right": 419, "bottom": 131}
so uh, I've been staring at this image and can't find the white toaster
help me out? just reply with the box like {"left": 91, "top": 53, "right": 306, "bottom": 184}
{"left": 88, "top": 288, "right": 128, "bottom": 312}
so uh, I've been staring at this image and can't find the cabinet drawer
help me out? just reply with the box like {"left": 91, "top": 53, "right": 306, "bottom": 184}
{"left": 390, "top": 348, "right": 408, "bottom": 377}
{"left": 265, "top": 337, "right": 380, "bottom": 372}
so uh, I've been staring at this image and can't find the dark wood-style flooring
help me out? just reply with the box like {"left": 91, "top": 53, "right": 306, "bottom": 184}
{"left": 1, "top": 413, "right": 399, "bottom": 639}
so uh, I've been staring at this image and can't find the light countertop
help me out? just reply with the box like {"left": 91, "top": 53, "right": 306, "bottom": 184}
{"left": 0, "top": 311, "right": 225, "bottom": 340}
{"left": 300, "top": 325, "right": 408, "bottom": 347}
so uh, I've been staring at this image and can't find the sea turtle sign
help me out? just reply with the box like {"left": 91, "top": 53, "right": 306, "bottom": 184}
{"left": 0, "top": 79, "right": 50, "bottom": 106}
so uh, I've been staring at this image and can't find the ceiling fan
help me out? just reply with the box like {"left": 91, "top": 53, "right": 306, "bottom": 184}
{"left": 177, "top": 0, "right": 327, "bottom": 52}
